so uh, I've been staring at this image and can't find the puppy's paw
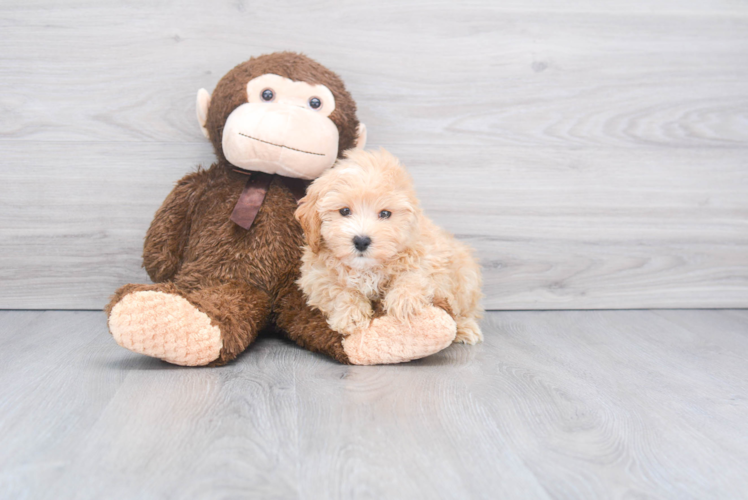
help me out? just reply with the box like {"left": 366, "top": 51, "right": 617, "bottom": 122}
{"left": 383, "top": 288, "right": 429, "bottom": 321}
{"left": 327, "top": 305, "right": 373, "bottom": 336}
{"left": 455, "top": 318, "right": 483, "bottom": 344}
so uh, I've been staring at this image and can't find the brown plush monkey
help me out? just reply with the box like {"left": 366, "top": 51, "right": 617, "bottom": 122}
{"left": 106, "top": 52, "right": 457, "bottom": 366}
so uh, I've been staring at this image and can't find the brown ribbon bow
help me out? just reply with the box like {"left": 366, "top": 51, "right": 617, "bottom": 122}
{"left": 230, "top": 170, "right": 311, "bottom": 230}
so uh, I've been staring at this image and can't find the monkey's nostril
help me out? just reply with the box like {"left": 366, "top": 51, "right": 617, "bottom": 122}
{"left": 353, "top": 235, "right": 372, "bottom": 252}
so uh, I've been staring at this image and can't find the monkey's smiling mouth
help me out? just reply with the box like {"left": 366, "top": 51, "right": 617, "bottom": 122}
{"left": 238, "top": 133, "right": 325, "bottom": 156}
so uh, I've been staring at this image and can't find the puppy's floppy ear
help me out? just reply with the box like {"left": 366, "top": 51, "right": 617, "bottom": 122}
{"left": 295, "top": 186, "right": 323, "bottom": 254}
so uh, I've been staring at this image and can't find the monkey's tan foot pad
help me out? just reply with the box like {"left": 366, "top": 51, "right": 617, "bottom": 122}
{"left": 342, "top": 306, "right": 457, "bottom": 365}
{"left": 108, "top": 291, "right": 223, "bottom": 367}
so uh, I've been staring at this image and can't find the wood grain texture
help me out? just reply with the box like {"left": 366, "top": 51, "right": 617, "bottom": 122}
{"left": 1, "top": 309, "right": 747, "bottom": 498}
{"left": 1, "top": 0, "right": 747, "bottom": 309}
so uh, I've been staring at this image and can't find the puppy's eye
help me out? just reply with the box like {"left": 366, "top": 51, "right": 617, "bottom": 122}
{"left": 339, "top": 207, "right": 351, "bottom": 216}
{"left": 379, "top": 210, "right": 392, "bottom": 219}
{"left": 261, "top": 89, "right": 274, "bottom": 101}
{"left": 309, "top": 97, "right": 321, "bottom": 109}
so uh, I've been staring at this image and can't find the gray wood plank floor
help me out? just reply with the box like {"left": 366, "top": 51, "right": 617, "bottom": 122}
{"left": 1, "top": 310, "right": 747, "bottom": 499}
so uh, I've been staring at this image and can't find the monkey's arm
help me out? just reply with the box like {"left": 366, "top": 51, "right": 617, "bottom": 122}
{"left": 142, "top": 170, "right": 206, "bottom": 283}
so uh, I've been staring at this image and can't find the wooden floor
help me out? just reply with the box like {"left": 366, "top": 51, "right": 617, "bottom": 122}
{"left": 1, "top": 310, "right": 747, "bottom": 499}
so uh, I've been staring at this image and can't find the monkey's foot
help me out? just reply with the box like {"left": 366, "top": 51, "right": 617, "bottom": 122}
{"left": 342, "top": 306, "right": 457, "bottom": 365}
{"left": 108, "top": 291, "right": 223, "bottom": 367}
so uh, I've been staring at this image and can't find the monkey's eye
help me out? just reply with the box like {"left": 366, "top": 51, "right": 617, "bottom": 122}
{"left": 309, "top": 97, "right": 321, "bottom": 109}
{"left": 339, "top": 207, "right": 351, "bottom": 216}
{"left": 261, "top": 89, "right": 274, "bottom": 101}
{"left": 379, "top": 210, "right": 392, "bottom": 219}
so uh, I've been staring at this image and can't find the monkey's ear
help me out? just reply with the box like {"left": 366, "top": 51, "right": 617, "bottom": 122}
{"left": 196, "top": 89, "right": 211, "bottom": 139}
{"left": 355, "top": 123, "right": 367, "bottom": 149}
{"left": 295, "top": 189, "right": 324, "bottom": 254}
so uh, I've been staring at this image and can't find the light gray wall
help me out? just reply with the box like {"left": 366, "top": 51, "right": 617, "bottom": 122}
{"left": 1, "top": 0, "right": 746, "bottom": 310}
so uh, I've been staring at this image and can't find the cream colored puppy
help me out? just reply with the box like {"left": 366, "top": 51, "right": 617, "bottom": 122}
{"left": 295, "top": 148, "right": 483, "bottom": 344}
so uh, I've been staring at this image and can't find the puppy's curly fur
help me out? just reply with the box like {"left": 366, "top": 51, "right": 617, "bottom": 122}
{"left": 295, "top": 148, "right": 483, "bottom": 344}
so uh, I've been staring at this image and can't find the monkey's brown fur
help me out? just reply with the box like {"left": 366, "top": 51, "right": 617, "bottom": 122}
{"left": 105, "top": 53, "right": 356, "bottom": 365}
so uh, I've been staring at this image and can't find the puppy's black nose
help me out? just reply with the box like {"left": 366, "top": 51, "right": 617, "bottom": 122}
{"left": 353, "top": 235, "right": 372, "bottom": 252}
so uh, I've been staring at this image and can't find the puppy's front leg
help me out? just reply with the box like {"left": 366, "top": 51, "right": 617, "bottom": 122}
{"left": 383, "top": 272, "right": 434, "bottom": 322}
{"left": 298, "top": 264, "right": 373, "bottom": 335}
{"left": 322, "top": 288, "right": 372, "bottom": 335}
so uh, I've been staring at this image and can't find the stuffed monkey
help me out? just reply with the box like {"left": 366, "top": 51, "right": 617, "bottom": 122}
{"left": 106, "top": 52, "right": 457, "bottom": 366}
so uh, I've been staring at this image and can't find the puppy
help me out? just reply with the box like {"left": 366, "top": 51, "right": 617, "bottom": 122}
{"left": 295, "top": 148, "right": 483, "bottom": 344}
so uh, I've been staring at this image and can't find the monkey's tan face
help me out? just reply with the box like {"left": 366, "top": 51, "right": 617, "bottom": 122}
{"left": 199, "top": 74, "right": 342, "bottom": 180}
